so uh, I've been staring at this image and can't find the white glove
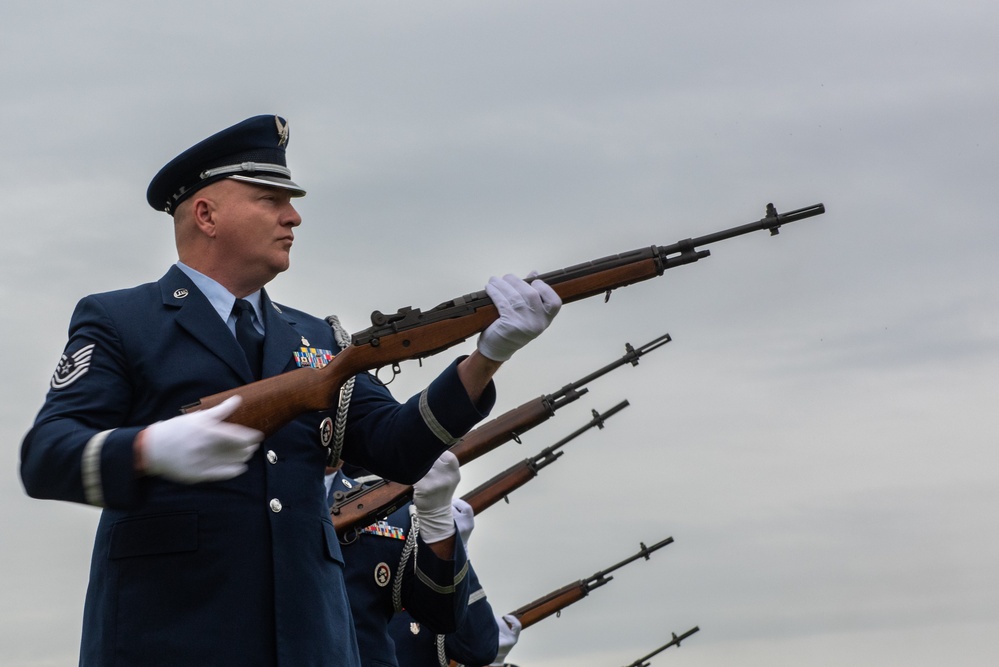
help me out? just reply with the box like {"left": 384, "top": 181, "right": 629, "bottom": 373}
{"left": 494, "top": 614, "right": 522, "bottom": 664}
{"left": 412, "top": 451, "right": 460, "bottom": 543}
{"left": 477, "top": 273, "right": 561, "bottom": 362}
{"left": 141, "top": 396, "right": 263, "bottom": 484}
{"left": 452, "top": 497, "right": 475, "bottom": 548}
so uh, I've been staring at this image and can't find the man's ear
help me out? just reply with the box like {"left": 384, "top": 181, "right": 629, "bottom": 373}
{"left": 191, "top": 196, "right": 218, "bottom": 238}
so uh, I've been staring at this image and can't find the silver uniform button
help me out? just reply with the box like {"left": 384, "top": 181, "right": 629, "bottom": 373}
{"left": 266, "top": 450, "right": 278, "bottom": 464}
{"left": 269, "top": 498, "right": 283, "bottom": 513}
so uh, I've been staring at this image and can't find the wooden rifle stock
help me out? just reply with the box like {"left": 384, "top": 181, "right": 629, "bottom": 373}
{"left": 461, "top": 400, "right": 630, "bottom": 514}
{"left": 182, "top": 202, "right": 824, "bottom": 434}
{"left": 509, "top": 537, "right": 674, "bottom": 629}
{"left": 460, "top": 464, "right": 537, "bottom": 514}
{"left": 511, "top": 580, "right": 590, "bottom": 630}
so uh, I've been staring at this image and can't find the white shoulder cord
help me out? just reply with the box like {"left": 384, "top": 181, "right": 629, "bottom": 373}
{"left": 394, "top": 506, "right": 421, "bottom": 612}
{"left": 330, "top": 314, "right": 448, "bottom": 666}
{"left": 436, "top": 634, "right": 448, "bottom": 667}
{"left": 325, "top": 315, "right": 356, "bottom": 466}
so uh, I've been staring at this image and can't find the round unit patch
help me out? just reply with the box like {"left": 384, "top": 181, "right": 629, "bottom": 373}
{"left": 319, "top": 417, "right": 333, "bottom": 447}
{"left": 374, "top": 562, "right": 392, "bottom": 588}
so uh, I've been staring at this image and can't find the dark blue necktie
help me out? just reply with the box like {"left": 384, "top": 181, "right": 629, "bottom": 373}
{"left": 232, "top": 299, "right": 264, "bottom": 380}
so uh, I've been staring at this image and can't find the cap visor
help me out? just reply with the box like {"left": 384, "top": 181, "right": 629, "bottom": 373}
{"left": 228, "top": 174, "right": 306, "bottom": 197}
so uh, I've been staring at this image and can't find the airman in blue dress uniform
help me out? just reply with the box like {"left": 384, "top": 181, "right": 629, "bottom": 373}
{"left": 385, "top": 501, "right": 521, "bottom": 667}
{"left": 330, "top": 456, "right": 475, "bottom": 667}
{"left": 20, "top": 115, "right": 560, "bottom": 666}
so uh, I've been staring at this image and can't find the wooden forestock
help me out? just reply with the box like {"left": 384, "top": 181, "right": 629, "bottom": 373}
{"left": 447, "top": 398, "right": 553, "bottom": 465}
{"left": 461, "top": 464, "right": 537, "bottom": 514}
{"left": 510, "top": 581, "right": 588, "bottom": 630}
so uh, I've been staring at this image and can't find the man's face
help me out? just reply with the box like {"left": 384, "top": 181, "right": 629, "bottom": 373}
{"left": 208, "top": 179, "right": 302, "bottom": 286}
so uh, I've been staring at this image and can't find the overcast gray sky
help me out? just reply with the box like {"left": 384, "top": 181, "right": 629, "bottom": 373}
{"left": 3, "top": 1, "right": 998, "bottom": 665}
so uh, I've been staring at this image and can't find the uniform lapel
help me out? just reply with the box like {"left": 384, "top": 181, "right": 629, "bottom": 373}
{"left": 158, "top": 266, "right": 254, "bottom": 382}
{"left": 260, "top": 290, "right": 303, "bottom": 379}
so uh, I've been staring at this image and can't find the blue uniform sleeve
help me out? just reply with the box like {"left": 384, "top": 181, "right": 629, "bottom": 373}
{"left": 20, "top": 295, "right": 146, "bottom": 509}
{"left": 442, "top": 566, "right": 500, "bottom": 666}
{"left": 396, "top": 508, "right": 472, "bottom": 635}
{"left": 389, "top": 564, "right": 500, "bottom": 667}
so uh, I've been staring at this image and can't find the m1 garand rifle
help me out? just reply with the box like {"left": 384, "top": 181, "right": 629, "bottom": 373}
{"left": 445, "top": 538, "right": 675, "bottom": 667}
{"left": 508, "top": 537, "right": 674, "bottom": 629}
{"left": 330, "top": 338, "right": 667, "bottom": 539}
{"left": 183, "top": 202, "right": 825, "bottom": 433}
{"left": 460, "top": 399, "right": 630, "bottom": 514}
{"left": 622, "top": 626, "right": 700, "bottom": 667}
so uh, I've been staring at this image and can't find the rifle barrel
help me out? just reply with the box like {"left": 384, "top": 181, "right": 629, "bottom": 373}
{"left": 586, "top": 536, "right": 674, "bottom": 592}
{"left": 624, "top": 626, "right": 701, "bottom": 667}
{"left": 546, "top": 334, "right": 670, "bottom": 409}
{"left": 540, "top": 400, "right": 631, "bottom": 459}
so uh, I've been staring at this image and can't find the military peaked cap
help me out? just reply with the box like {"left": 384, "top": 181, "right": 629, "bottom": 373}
{"left": 146, "top": 114, "right": 306, "bottom": 214}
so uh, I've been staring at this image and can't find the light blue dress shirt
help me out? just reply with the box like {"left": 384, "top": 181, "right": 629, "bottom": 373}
{"left": 175, "top": 261, "right": 264, "bottom": 336}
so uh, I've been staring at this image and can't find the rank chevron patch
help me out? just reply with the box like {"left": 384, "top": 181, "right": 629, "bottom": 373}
{"left": 51, "top": 343, "right": 96, "bottom": 390}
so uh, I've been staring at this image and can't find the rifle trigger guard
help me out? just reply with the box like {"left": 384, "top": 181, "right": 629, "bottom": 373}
{"left": 604, "top": 289, "right": 612, "bottom": 303}
{"left": 372, "top": 363, "right": 402, "bottom": 387}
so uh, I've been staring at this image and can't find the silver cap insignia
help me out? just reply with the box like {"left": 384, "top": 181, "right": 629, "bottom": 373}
{"left": 275, "top": 117, "right": 289, "bottom": 146}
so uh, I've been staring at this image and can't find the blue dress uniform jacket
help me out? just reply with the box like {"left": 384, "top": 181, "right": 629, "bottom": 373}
{"left": 387, "top": 565, "right": 500, "bottom": 667}
{"left": 20, "top": 266, "right": 494, "bottom": 667}
{"left": 330, "top": 471, "right": 473, "bottom": 667}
